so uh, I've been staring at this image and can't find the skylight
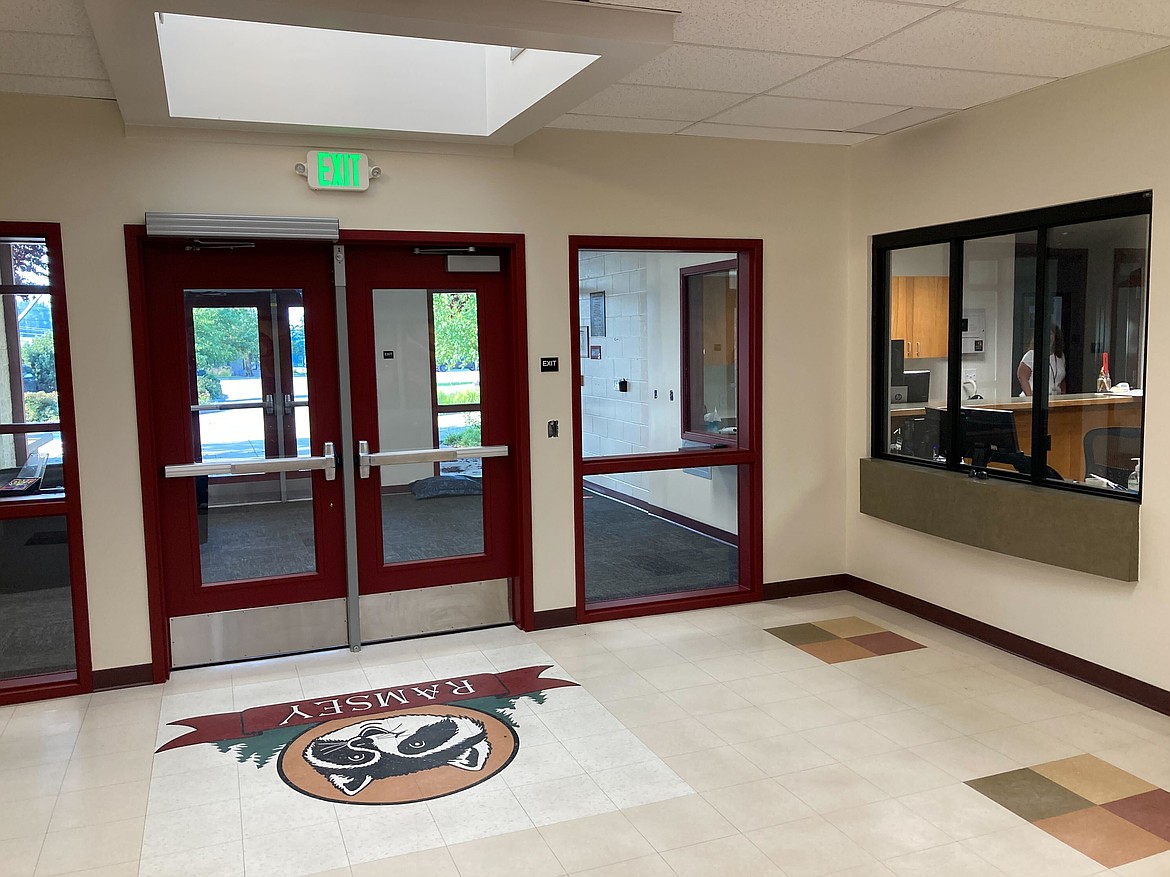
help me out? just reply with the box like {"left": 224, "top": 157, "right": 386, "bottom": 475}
{"left": 154, "top": 13, "right": 599, "bottom": 136}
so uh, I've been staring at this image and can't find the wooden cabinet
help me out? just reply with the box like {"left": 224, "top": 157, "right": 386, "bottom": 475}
{"left": 890, "top": 276, "right": 948, "bottom": 359}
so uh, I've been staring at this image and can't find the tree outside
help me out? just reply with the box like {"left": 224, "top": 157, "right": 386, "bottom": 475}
{"left": 192, "top": 307, "right": 260, "bottom": 402}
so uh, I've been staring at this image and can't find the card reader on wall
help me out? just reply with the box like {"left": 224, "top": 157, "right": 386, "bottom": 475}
{"left": 962, "top": 309, "right": 986, "bottom": 354}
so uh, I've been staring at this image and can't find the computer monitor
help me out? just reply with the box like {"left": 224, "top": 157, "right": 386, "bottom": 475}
{"left": 919, "top": 406, "right": 1018, "bottom": 464}
{"left": 904, "top": 370, "right": 930, "bottom": 403}
{"left": 959, "top": 408, "right": 1018, "bottom": 463}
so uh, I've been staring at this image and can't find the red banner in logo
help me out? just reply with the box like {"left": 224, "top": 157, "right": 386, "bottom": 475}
{"left": 157, "top": 665, "right": 576, "bottom": 753}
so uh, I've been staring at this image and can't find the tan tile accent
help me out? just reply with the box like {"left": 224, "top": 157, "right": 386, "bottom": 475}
{"left": 798, "top": 639, "right": 877, "bottom": 664}
{"left": 1034, "top": 754, "right": 1159, "bottom": 804}
{"left": 448, "top": 828, "right": 563, "bottom": 877}
{"left": 813, "top": 617, "right": 887, "bottom": 638}
{"left": 623, "top": 794, "right": 737, "bottom": 852}
{"left": 1036, "top": 806, "right": 1170, "bottom": 868}
{"left": 538, "top": 811, "right": 654, "bottom": 873}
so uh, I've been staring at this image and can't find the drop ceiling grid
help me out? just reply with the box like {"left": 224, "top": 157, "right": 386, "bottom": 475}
{"left": 558, "top": 0, "right": 1170, "bottom": 144}
{"left": 1, "top": 0, "right": 1169, "bottom": 145}
{"left": 0, "top": 0, "right": 111, "bottom": 98}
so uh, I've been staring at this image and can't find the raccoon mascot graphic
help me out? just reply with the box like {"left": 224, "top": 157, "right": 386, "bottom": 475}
{"left": 301, "top": 713, "right": 492, "bottom": 797}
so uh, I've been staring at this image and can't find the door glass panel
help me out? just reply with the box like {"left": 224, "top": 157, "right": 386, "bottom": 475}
{"left": 0, "top": 514, "right": 75, "bottom": 680}
{"left": 583, "top": 464, "right": 739, "bottom": 604}
{"left": 373, "top": 288, "right": 484, "bottom": 563}
{"left": 187, "top": 290, "right": 318, "bottom": 585}
{"left": 578, "top": 249, "right": 738, "bottom": 457}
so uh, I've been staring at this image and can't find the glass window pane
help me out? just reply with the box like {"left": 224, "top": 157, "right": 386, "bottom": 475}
{"left": 583, "top": 464, "right": 739, "bottom": 603}
{"left": 1, "top": 242, "right": 50, "bottom": 287}
{"left": 374, "top": 288, "right": 484, "bottom": 564}
{"left": 187, "top": 291, "right": 319, "bottom": 584}
{"left": 0, "top": 293, "right": 60, "bottom": 429}
{"left": 956, "top": 231, "right": 1037, "bottom": 475}
{"left": 0, "top": 515, "right": 75, "bottom": 681}
{"left": 886, "top": 243, "right": 950, "bottom": 462}
{"left": 1042, "top": 215, "right": 1148, "bottom": 492}
{"left": 0, "top": 431, "right": 66, "bottom": 498}
{"left": 433, "top": 292, "right": 480, "bottom": 405}
{"left": 579, "top": 249, "right": 738, "bottom": 458}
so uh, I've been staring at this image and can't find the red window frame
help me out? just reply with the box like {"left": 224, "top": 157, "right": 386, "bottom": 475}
{"left": 0, "top": 223, "right": 92, "bottom": 705}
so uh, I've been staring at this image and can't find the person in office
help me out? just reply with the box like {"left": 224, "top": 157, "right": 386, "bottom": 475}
{"left": 1017, "top": 324, "right": 1067, "bottom": 396}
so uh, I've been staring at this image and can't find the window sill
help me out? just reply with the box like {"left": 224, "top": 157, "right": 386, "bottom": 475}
{"left": 859, "top": 457, "right": 1139, "bottom": 581}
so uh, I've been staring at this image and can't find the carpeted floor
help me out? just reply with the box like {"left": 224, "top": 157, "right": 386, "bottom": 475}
{"left": 582, "top": 489, "right": 739, "bottom": 603}
{"left": 0, "top": 588, "right": 75, "bottom": 680}
{"left": 198, "top": 492, "right": 484, "bottom": 583}
{"left": 193, "top": 488, "right": 733, "bottom": 603}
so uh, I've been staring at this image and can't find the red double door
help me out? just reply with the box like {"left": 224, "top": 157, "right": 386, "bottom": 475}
{"left": 137, "top": 235, "right": 526, "bottom": 666}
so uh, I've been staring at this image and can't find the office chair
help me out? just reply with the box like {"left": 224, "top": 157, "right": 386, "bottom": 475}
{"left": 1083, "top": 427, "right": 1142, "bottom": 486}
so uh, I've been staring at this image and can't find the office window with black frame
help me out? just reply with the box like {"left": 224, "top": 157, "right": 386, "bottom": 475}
{"left": 874, "top": 192, "right": 1150, "bottom": 499}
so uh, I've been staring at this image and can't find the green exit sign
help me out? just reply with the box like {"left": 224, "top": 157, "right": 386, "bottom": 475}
{"left": 306, "top": 151, "right": 370, "bottom": 191}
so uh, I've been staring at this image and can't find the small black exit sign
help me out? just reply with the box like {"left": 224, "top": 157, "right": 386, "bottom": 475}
{"left": 540, "top": 357, "right": 559, "bottom": 372}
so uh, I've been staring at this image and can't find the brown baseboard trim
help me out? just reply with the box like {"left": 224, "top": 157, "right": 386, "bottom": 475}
{"left": 532, "top": 608, "right": 577, "bottom": 630}
{"left": 843, "top": 574, "right": 1170, "bottom": 717}
{"left": 763, "top": 574, "right": 851, "bottom": 601}
{"left": 583, "top": 482, "right": 738, "bottom": 546}
{"left": 93, "top": 664, "right": 155, "bottom": 691}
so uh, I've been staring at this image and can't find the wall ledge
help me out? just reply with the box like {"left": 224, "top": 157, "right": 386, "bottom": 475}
{"left": 860, "top": 457, "right": 1139, "bottom": 581}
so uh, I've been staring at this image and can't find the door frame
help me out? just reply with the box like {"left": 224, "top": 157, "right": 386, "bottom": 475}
{"left": 568, "top": 235, "right": 764, "bottom": 624}
{"left": 127, "top": 226, "right": 532, "bottom": 683}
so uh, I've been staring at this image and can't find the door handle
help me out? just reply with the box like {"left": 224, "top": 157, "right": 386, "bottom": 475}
{"left": 264, "top": 394, "right": 275, "bottom": 416}
{"left": 356, "top": 440, "right": 508, "bottom": 479}
{"left": 165, "top": 442, "right": 336, "bottom": 480}
{"left": 916, "top": 341, "right": 920, "bottom": 356}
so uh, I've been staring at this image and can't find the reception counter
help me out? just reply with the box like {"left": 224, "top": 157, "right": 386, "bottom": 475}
{"left": 891, "top": 392, "right": 1142, "bottom": 483}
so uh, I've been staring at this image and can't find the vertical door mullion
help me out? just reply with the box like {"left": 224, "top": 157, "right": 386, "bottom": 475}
{"left": 333, "top": 245, "right": 362, "bottom": 651}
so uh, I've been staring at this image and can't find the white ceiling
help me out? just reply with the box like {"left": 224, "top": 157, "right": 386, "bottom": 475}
{"left": 2, "top": 0, "right": 1169, "bottom": 145}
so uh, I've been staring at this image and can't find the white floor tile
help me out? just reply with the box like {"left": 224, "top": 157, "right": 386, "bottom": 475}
{"left": 339, "top": 805, "right": 445, "bottom": 863}
{"left": 242, "top": 819, "right": 349, "bottom": 877}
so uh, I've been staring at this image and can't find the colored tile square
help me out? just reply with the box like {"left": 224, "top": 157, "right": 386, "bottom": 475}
{"left": 1104, "top": 789, "right": 1170, "bottom": 842}
{"left": 765, "top": 623, "right": 840, "bottom": 646}
{"left": 1036, "top": 805, "right": 1170, "bottom": 867}
{"left": 812, "top": 617, "right": 887, "bottom": 638}
{"left": 966, "top": 768, "right": 1095, "bottom": 822}
{"left": 798, "top": 639, "right": 877, "bottom": 664}
{"left": 846, "top": 631, "right": 925, "bottom": 656}
{"left": 1033, "top": 754, "right": 1158, "bottom": 804}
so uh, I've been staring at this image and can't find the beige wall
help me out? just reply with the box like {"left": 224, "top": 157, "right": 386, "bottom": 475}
{"left": 847, "top": 48, "right": 1170, "bottom": 688}
{"left": 0, "top": 94, "right": 849, "bottom": 671}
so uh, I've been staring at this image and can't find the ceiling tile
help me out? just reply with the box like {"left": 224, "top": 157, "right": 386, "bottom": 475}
{"left": 959, "top": 0, "right": 1170, "bottom": 38}
{"left": 709, "top": 94, "right": 904, "bottom": 130}
{"left": 0, "top": 0, "right": 93, "bottom": 36}
{"left": 0, "top": 73, "right": 113, "bottom": 99}
{"left": 853, "top": 10, "right": 1170, "bottom": 77}
{"left": 848, "top": 106, "right": 953, "bottom": 134}
{"left": 671, "top": 0, "right": 936, "bottom": 56}
{"left": 546, "top": 114, "right": 689, "bottom": 134}
{"left": 680, "top": 123, "right": 875, "bottom": 145}
{"left": 0, "top": 32, "right": 108, "bottom": 79}
{"left": 623, "top": 45, "right": 830, "bottom": 94}
{"left": 571, "top": 84, "right": 749, "bottom": 121}
{"left": 771, "top": 59, "right": 1051, "bottom": 109}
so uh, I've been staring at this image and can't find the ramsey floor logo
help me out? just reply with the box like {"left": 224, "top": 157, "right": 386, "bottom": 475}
{"left": 158, "top": 665, "right": 577, "bottom": 805}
